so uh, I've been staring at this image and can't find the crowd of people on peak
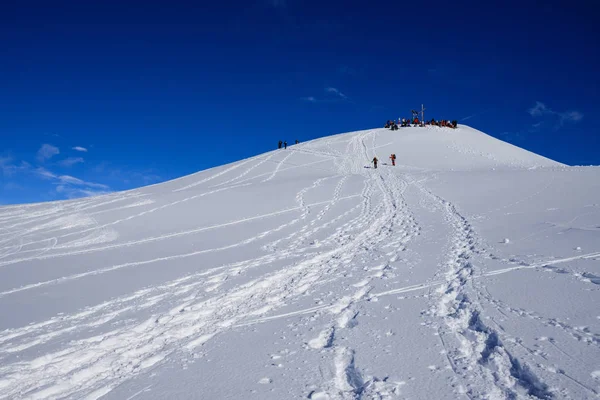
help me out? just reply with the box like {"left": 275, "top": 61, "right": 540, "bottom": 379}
{"left": 385, "top": 120, "right": 400, "bottom": 130}
{"left": 426, "top": 119, "right": 458, "bottom": 128}
{"left": 385, "top": 117, "right": 458, "bottom": 129}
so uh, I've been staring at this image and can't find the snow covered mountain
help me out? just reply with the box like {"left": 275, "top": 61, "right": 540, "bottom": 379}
{"left": 0, "top": 125, "right": 599, "bottom": 399}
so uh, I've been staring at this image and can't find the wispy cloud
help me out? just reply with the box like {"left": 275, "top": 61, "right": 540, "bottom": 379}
{"left": 528, "top": 101, "right": 550, "bottom": 117}
{"left": 58, "top": 174, "right": 109, "bottom": 189}
{"left": 35, "top": 167, "right": 57, "bottom": 180}
{"left": 37, "top": 144, "right": 60, "bottom": 162}
{"left": 0, "top": 156, "right": 16, "bottom": 177}
{"left": 325, "top": 87, "right": 347, "bottom": 99}
{"left": 460, "top": 108, "right": 492, "bottom": 123}
{"left": 528, "top": 101, "right": 583, "bottom": 126}
{"left": 59, "top": 157, "right": 85, "bottom": 167}
{"left": 560, "top": 110, "right": 583, "bottom": 123}
{"left": 302, "top": 87, "right": 350, "bottom": 104}
{"left": 3, "top": 150, "right": 120, "bottom": 202}
{"left": 501, "top": 102, "right": 584, "bottom": 143}
{"left": 35, "top": 167, "right": 110, "bottom": 197}
{"left": 4, "top": 145, "right": 165, "bottom": 202}
{"left": 72, "top": 146, "right": 88, "bottom": 152}
{"left": 0, "top": 157, "right": 29, "bottom": 177}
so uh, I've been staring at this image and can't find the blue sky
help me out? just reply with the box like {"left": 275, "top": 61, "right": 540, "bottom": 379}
{"left": 1, "top": 0, "right": 598, "bottom": 204}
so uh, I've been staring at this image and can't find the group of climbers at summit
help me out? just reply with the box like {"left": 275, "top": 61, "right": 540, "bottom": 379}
{"left": 387, "top": 117, "right": 458, "bottom": 129}
{"left": 426, "top": 119, "right": 458, "bottom": 128}
{"left": 386, "top": 107, "right": 458, "bottom": 129}
{"left": 384, "top": 120, "right": 400, "bottom": 130}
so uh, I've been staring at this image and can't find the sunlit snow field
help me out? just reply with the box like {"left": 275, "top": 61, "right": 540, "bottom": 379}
{"left": 0, "top": 125, "right": 599, "bottom": 399}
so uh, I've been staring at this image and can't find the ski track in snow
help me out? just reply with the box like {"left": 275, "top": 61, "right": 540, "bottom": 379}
{"left": 0, "top": 128, "right": 598, "bottom": 399}
{"left": 412, "top": 182, "right": 560, "bottom": 400}
{"left": 0, "top": 130, "right": 409, "bottom": 399}
{"left": 300, "top": 130, "right": 421, "bottom": 400}
{"left": 211, "top": 153, "right": 276, "bottom": 187}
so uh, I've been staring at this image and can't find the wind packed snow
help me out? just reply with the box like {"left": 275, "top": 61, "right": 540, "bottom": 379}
{"left": 0, "top": 125, "right": 599, "bottom": 399}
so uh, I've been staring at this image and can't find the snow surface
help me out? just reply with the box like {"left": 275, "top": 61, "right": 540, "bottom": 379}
{"left": 0, "top": 125, "right": 599, "bottom": 399}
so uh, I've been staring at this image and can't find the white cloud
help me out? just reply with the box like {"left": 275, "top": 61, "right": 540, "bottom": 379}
{"left": 325, "top": 87, "right": 347, "bottom": 99}
{"left": 1, "top": 159, "right": 31, "bottom": 177}
{"left": 57, "top": 174, "right": 109, "bottom": 189}
{"left": 560, "top": 111, "right": 583, "bottom": 123}
{"left": 35, "top": 167, "right": 110, "bottom": 196}
{"left": 57, "top": 175, "right": 84, "bottom": 185}
{"left": 0, "top": 156, "right": 16, "bottom": 177}
{"left": 528, "top": 101, "right": 550, "bottom": 117}
{"left": 528, "top": 101, "right": 583, "bottom": 125}
{"left": 460, "top": 109, "right": 491, "bottom": 123}
{"left": 3, "top": 159, "right": 110, "bottom": 201}
{"left": 37, "top": 144, "right": 60, "bottom": 162}
{"left": 302, "top": 87, "right": 349, "bottom": 104}
{"left": 35, "top": 167, "right": 57, "bottom": 180}
{"left": 59, "top": 157, "right": 85, "bottom": 167}
{"left": 72, "top": 146, "right": 88, "bottom": 152}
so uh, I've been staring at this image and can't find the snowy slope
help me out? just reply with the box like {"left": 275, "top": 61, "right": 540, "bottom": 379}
{"left": 0, "top": 125, "right": 599, "bottom": 400}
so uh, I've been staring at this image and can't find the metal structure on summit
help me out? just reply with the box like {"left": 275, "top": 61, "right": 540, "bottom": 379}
{"left": 410, "top": 104, "right": 426, "bottom": 125}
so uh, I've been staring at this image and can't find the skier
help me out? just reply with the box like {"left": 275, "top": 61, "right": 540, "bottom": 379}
{"left": 278, "top": 140, "right": 282, "bottom": 149}
{"left": 389, "top": 153, "right": 396, "bottom": 166}
{"left": 372, "top": 157, "right": 378, "bottom": 169}
{"left": 295, "top": 139, "right": 299, "bottom": 144}
{"left": 284, "top": 141, "right": 287, "bottom": 149}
